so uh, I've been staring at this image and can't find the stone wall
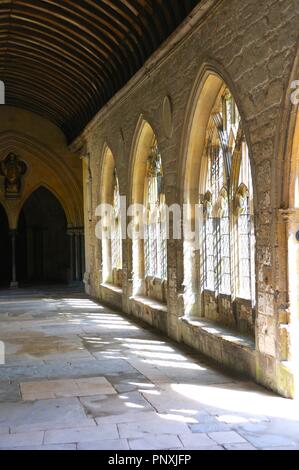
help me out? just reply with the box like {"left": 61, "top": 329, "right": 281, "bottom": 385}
{"left": 0, "top": 106, "right": 83, "bottom": 229}
{"left": 73, "top": 0, "right": 299, "bottom": 398}
{"left": 0, "top": 107, "right": 84, "bottom": 286}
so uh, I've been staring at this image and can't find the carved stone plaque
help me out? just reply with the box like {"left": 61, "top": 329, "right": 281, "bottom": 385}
{"left": 0, "top": 153, "right": 27, "bottom": 199}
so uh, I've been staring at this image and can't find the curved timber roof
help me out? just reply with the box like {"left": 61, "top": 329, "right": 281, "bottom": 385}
{"left": 0, "top": 0, "right": 200, "bottom": 141}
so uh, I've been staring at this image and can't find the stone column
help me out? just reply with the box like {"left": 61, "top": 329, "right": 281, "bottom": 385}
{"left": 80, "top": 229, "right": 85, "bottom": 280}
{"left": 10, "top": 229, "right": 18, "bottom": 288}
{"left": 280, "top": 209, "right": 299, "bottom": 363}
{"left": 74, "top": 229, "right": 81, "bottom": 281}
{"left": 67, "top": 228, "right": 75, "bottom": 283}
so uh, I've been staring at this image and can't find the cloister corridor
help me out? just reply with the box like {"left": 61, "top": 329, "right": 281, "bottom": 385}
{"left": 0, "top": 288, "right": 298, "bottom": 451}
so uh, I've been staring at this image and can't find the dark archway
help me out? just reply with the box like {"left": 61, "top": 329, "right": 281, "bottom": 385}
{"left": 0, "top": 204, "right": 11, "bottom": 287}
{"left": 17, "top": 187, "right": 69, "bottom": 285}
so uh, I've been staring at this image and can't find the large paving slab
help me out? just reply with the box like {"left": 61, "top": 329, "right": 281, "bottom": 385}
{"left": 0, "top": 397, "right": 89, "bottom": 427}
{"left": 1, "top": 287, "right": 299, "bottom": 450}
{"left": 20, "top": 377, "right": 116, "bottom": 400}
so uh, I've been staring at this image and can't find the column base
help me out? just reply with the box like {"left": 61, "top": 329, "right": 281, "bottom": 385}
{"left": 10, "top": 281, "right": 19, "bottom": 289}
{"left": 68, "top": 280, "right": 84, "bottom": 288}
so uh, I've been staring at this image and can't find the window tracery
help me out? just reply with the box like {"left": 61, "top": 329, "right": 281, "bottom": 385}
{"left": 144, "top": 142, "right": 167, "bottom": 280}
{"left": 201, "top": 88, "right": 255, "bottom": 303}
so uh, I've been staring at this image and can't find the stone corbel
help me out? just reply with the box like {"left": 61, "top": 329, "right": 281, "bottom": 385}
{"left": 279, "top": 208, "right": 299, "bottom": 245}
{"left": 279, "top": 207, "right": 299, "bottom": 225}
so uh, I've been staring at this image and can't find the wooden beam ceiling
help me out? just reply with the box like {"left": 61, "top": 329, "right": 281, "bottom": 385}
{"left": 0, "top": 0, "right": 200, "bottom": 142}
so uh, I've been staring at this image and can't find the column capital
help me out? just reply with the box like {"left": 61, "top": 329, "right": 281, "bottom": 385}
{"left": 68, "top": 226, "right": 84, "bottom": 236}
{"left": 80, "top": 151, "right": 90, "bottom": 164}
{"left": 279, "top": 208, "right": 299, "bottom": 223}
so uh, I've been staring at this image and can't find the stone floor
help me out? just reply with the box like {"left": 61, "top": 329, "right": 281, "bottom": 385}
{"left": 0, "top": 288, "right": 299, "bottom": 451}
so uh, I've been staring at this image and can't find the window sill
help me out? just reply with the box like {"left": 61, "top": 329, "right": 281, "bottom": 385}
{"left": 180, "top": 316, "right": 255, "bottom": 350}
{"left": 130, "top": 295, "right": 167, "bottom": 313}
{"left": 145, "top": 275, "right": 167, "bottom": 285}
{"left": 280, "top": 360, "right": 298, "bottom": 373}
{"left": 100, "top": 283, "right": 123, "bottom": 295}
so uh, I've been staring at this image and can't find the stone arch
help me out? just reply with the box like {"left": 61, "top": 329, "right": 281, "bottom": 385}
{"left": 129, "top": 116, "right": 159, "bottom": 206}
{"left": 16, "top": 183, "right": 71, "bottom": 229}
{"left": 178, "top": 63, "right": 255, "bottom": 207}
{"left": 276, "top": 48, "right": 299, "bottom": 381}
{"left": 0, "top": 130, "right": 83, "bottom": 228}
{"left": 0, "top": 202, "right": 11, "bottom": 286}
{"left": 129, "top": 118, "right": 156, "bottom": 295}
{"left": 178, "top": 66, "right": 256, "bottom": 327}
{"left": 289, "top": 109, "right": 299, "bottom": 209}
{"left": 16, "top": 186, "right": 70, "bottom": 284}
{"left": 277, "top": 47, "right": 299, "bottom": 210}
{"left": 98, "top": 144, "right": 123, "bottom": 287}
{"left": 128, "top": 116, "right": 167, "bottom": 299}
{"left": 100, "top": 144, "right": 116, "bottom": 206}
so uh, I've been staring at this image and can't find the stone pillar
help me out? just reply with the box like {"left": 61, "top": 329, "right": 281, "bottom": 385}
{"left": 80, "top": 229, "right": 85, "bottom": 280}
{"left": 67, "top": 228, "right": 75, "bottom": 283}
{"left": 102, "top": 236, "right": 112, "bottom": 284}
{"left": 74, "top": 229, "right": 80, "bottom": 281}
{"left": 68, "top": 227, "right": 85, "bottom": 284}
{"left": 280, "top": 209, "right": 299, "bottom": 363}
{"left": 10, "top": 229, "right": 18, "bottom": 288}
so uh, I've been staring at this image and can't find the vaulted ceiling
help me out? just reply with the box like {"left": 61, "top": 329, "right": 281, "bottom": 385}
{"left": 0, "top": 0, "right": 200, "bottom": 142}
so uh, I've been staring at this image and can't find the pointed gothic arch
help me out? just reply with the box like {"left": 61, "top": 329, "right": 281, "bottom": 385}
{"left": 181, "top": 70, "right": 256, "bottom": 335}
{"left": 17, "top": 186, "right": 70, "bottom": 284}
{"left": 98, "top": 145, "right": 123, "bottom": 287}
{"left": 129, "top": 118, "right": 167, "bottom": 301}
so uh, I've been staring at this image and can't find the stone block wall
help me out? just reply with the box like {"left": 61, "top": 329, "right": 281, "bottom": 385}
{"left": 73, "top": 0, "right": 299, "bottom": 398}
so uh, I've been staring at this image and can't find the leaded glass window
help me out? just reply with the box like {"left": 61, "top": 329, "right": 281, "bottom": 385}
{"left": 218, "top": 190, "right": 231, "bottom": 294}
{"left": 201, "top": 87, "right": 255, "bottom": 303}
{"left": 111, "top": 170, "right": 122, "bottom": 270}
{"left": 235, "top": 142, "right": 255, "bottom": 300}
{"left": 144, "top": 142, "right": 167, "bottom": 280}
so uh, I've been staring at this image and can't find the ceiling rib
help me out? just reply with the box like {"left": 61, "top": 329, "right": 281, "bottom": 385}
{"left": 0, "top": 0, "right": 200, "bottom": 141}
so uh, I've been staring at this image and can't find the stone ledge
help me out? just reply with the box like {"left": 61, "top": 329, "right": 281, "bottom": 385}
{"left": 180, "top": 316, "right": 255, "bottom": 350}
{"left": 276, "top": 361, "right": 298, "bottom": 399}
{"left": 131, "top": 295, "right": 167, "bottom": 312}
{"left": 100, "top": 283, "right": 123, "bottom": 310}
{"left": 129, "top": 296, "right": 168, "bottom": 334}
{"left": 101, "top": 283, "right": 123, "bottom": 295}
{"left": 178, "top": 316, "right": 256, "bottom": 379}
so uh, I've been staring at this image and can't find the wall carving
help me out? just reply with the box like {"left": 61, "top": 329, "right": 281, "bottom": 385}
{"left": 0, "top": 153, "right": 27, "bottom": 199}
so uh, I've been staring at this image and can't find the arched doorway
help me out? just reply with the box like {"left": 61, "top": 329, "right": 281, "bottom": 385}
{"left": 0, "top": 204, "right": 11, "bottom": 287}
{"left": 17, "top": 187, "right": 69, "bottom": 285}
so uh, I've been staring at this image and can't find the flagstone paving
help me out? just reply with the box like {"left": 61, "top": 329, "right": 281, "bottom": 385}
{"left": 0, "top": 288, "right": 299, "bottom": 450}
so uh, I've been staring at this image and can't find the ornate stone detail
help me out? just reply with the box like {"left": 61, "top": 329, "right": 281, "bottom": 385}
{"left": 201, "top": 190, "right": 212, "bottom": 218}
{"left": 214, "top": 187, "right": 228, "bottom": 217}
{"left": 147, "top": 143, "right": 164, "bottom": 197}
{"left": 233, "top": 183, "right": 249, "bottom": 216}
{"left": 0, "top": 153, "right": 27, "bottom": 199}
